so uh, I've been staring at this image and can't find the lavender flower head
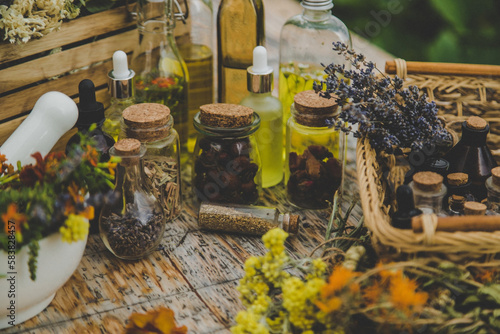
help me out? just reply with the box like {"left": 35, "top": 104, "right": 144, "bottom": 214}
{"left": 314, "top": 42, "right": 452, "bottom": 155}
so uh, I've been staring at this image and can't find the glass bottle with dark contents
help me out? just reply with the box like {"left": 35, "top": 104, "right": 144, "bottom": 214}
{"left": 193, "top": 103, "right": 262, "bottom": 204}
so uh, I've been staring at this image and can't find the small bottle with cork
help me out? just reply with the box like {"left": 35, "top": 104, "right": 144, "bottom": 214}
{"left": 99, "top": 139, "right": 166, "bottom": 260}
{"left": 193, "top": 103, "right": 262, "bottom": 205}
{"left": 444, "top": 172, "right": 474, "bottom": 216}
{"left": 486, "top": 166, "right": 500, "bottom": 214}
{"left": 444, "top": 116, "right": 497, "bottom": 200}
{"left": 285, "top": 90, "right": 344, "bottom": 209}
{"left": 121, "top": 103, "right": 181, "bottom": 220}
{"left": 409, "top": 171, "right": 447, "bottom": 215}
{"left": 198, "top": 202, "right": 299, "bottom": 236}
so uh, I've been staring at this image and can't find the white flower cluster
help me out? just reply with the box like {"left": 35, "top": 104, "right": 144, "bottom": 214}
{"left": 0, "top": 0, "right": 79, "bottom": 44}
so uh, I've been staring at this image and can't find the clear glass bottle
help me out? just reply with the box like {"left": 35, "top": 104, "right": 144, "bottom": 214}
{"left": 444, "top": 172, "right": 474, "bottom": 216}
{"left": 131, "top": 0, "right": 189, "bottom": 155}
{"left": 217, "top": 0, "right": 265, "bottom": 104}
{"left": 103, "top": 51, "right": 135, "bottom": 142}
{"left": 193, "top": 104, "right": 262, "bottom": 204}
{"left": 121, "top": 103, "right": 182, "bottom": 220}
{"left": 409, "top": 171, "right": 447, "bottom": 215}
{"left": 486, "top": 166, "right": 500, "bottom": 213}
{"left": 99, "top": 139, "right": 166, "bottom": 260}
{"left": 241, "top": 46, "right": 283, "bottom": 188}
{"left": 444, "top": 116, "right": 497, "bottom": 201}
{"left": 279, "top": 0, "right": 351, "bottom": 128}
{"left": 176, "top": 0, "right": 215, "bottom": 154}
{"left": 285, "top": 90, "right": 344, "bottom": 209}
{"left": 198, "top": 202, "right": 299, "bottom": 235}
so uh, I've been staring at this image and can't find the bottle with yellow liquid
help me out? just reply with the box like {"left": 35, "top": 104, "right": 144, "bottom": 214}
{"left": 241, "top": 46, "right": 283, "bottom": 188}
{"left": 217, "top": 0, "right": 265, "bottom": 104}
{"left": 177, "top": 0, "right": 214, "bottom": 153}
{"left": 131, "top": 0, "right": 189, "bottom": 155}
{"left": 103, "top": 50, "right": 135, "bottom": 142}
{"left": 279, "top": 0, "right": 351, "bottom": 125}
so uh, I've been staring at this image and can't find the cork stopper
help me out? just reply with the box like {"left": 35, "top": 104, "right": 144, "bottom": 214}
{"left": 466, "top": 116, "right": 487, "bottom": 130}
{"left": 491, "top": 167, "right": 500, "bottom": 186}
{"left": 123, "top": 103, "right": 170, "bottom": 128}
{"left": 200, "top": 104, "right": 253, "bottom": 128}
{"left": 447, "top": 172, "right": 468, "bottom": 186}
{"left": 293, "top": 90, "right": 338, "bottom": 115}
{"left": 464, "top": 201, "right": 487, "bottom": 215}
{"left": 412, "top": 171, "right": 443, "bottom": 192}
{"left": 284, "top": 214, "right": 300, "bottom": 235}
{"left": 114, "top": 138, "right": 141, "bottom": 155}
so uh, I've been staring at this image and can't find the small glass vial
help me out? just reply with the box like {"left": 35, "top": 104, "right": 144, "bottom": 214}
{"left": 121, "top": 103, "right": 181, "bottom": 220}
{"left": 193, "top": 103, "right": 262, "bottom": 204}
{"left": 464, "top": 201, "right": 487, "bottom": 216}
{"left": 486, "top": 166, "right": 500, "bottom": 213}
{"left": 285, "top": 90, "right": 344, "bottom": 209}
{"left": 444, "top": 172, "right": 473, "bottom": 215}
{"left": 99, "top": 139, "right": 166, "bottom": 260}
{"left": 198, "top": 202, "right": 299, "bottom": 236}
{"left": 409, "top": 171, "right": 447, "bottom": 215}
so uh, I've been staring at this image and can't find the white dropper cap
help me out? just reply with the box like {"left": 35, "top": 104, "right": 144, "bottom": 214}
{"left": 112, "top": 50, "right": 130, "bottom": 80}
{"left": 247, "top": 46, "right": 273, "bottom": 93}
{"left": 0, "top": 91, "right": 78, "bottom": 167}
{"left": 108, "top": 50, "right": 135, "bottom": 99}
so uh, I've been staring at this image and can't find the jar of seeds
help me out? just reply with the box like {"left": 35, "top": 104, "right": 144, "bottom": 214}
{"left": 193, "top": 103, "right": 262, "bottom": 204}
{"left": 285, "top": 90, "right": 345, "bottom": 209}
{"left": 122, "top": 103, "right": 181, "bottom": 220}
{"left": 198, "top": 202, "right": 299, "bottom": 236}
{"left": 99, "top": 139, "right": 166, "bottom": 260}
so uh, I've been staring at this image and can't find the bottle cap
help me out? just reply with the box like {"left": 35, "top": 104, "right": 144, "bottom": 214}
{"left": 301, "top": 0, "right": 333, "bottom": 11}
{"left": 466, "top": 116, "right": 487, "bottom": 130}
{"left": 412, "top": 171, "right": 443, "bottom": 192}
{"left": 492, "top": 167, "right": 500, "bottom": 186}
{"left": 77, "top": 79, "right": 105, "bottom": 125}
{"left": 123, "top": 103, "right": 171, "bottom": 142}
{"left": 464, "top": 201, "right": 487, "bottom": 215}
{"left": 283, "top": 213, "right": 300, "bottom": 234}
{"left": 114, "top": 138, "right": 142, "bottom": 155}
{"left": 247, "top": 46, "right": 273, "bottom": 94}
{"left": 293, "top": 90, "right": 339, "bottom": 127}
{"left": 199, "top": 104, "right": 254, "bottom": 128}
{"left": 447, "top": 172, "right": 468, "bottom": 186}
{"left": 108, "top": 50, "right": 135, "bottom": 99}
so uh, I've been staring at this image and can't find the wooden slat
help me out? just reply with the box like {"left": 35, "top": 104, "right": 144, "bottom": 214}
{"left": 0, "top": 6, "right": 135, "bottom": 65}
{"left": 0, "top": 29, "right": 137, "bottom": 94}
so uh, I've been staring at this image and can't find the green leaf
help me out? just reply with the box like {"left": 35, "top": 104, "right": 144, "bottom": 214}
{"left": 83, "top": 0, "right": 115, "bottom": 13}
{"left": 429, "top": 0, "right": 468, "bottom": 34}
{"left": 478, "top": 285, "right": 500, "bottom": 305}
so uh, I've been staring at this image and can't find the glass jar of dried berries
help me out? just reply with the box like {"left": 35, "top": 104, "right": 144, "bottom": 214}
{"left": 193, "top": 103, "right": 262, "bottom": 205}
{"left": 285, "top": 90, "right": 345, "bottom": 209}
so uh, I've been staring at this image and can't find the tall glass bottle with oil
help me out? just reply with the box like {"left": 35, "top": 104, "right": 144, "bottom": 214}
{"left": 131, "top": 0, "right": 189, "bottom": 155}
{"left": 217, "top": 0, "right": 265, "bottom": 104}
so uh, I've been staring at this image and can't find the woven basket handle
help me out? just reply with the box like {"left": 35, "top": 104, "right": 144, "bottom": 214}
{"left": 386, "top": 59, "right": 500, "bottom": 77}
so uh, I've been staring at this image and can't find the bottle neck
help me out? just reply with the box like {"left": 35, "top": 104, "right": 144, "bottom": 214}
{"left": 137, "top": 0, "right": 175, "bottom": 31}
{"left": 460, "top": 122, "right": 489, "bottom": 146}
{"left": 303, "top": 8, "right": 333, "bottom": 21}
{"left": 77, "top": 119, "right": 105, "bottom": 132}
{"left": 301, "top": 0, "right": 333, "bottom": 20}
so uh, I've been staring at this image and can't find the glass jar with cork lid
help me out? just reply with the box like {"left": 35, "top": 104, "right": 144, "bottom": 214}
{"left": 121, "top": 103, "right": 181, "bottom": 220}
{"left": 99, "top": 139, "right": 166, "bottom": 260}
{"left": 409, "top": 171, "right": 447, "bottom": 215}
{"left": 193, "top": 103, "right": 262, "bottom": 204}
{"left": 285, "top": 90, "right": 344, "bottom": 209}
{"left": 486, "top": 166, "right": 500, "bottom": 213}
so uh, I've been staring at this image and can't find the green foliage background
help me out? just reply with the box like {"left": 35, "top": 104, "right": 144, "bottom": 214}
{"left": 331, "top": 0, "right": 500, "bottom": 65}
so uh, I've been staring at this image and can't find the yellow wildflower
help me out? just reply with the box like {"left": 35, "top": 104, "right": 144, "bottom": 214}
{"left": 60, "top": 214, "right": 89, "bottom": 243}
{"left": 231, "top": 311, "right": 269, "bottom": 334}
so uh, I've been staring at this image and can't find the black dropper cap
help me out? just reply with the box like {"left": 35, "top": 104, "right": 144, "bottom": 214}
{"left": 392, "top": 185, "right": 423, "bottom": 229}
{"left": 76, "top": 79, "right": 105, "bottom": 126}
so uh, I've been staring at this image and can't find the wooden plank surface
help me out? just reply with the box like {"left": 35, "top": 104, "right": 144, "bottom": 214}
{"left": 1, "top": 0, "right": 393, "bottom": 332}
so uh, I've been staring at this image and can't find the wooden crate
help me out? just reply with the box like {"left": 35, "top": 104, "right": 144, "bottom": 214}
{"left": 0, "top": 6, "right": 137, "bottom": 152}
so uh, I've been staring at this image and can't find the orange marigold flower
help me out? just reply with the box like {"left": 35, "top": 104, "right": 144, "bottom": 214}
{"left": 2, "top": 203, "right": 27, "bottom": 235}
{"left": 389, "top": 275, "right": 428, "bottom": 315}
{"left": 125, "top": 307, "right": 187, "bottom": 334}
{"left": 84, "top": 145, "right": 99, "bottom": 167}
{"left": 475, "top": 270, "right": 498, "bottom": 283}
{"left": 152, "top": 77, "right": 175, "bottom": 88}
{"left": 321, "top": 266, "right": 360, "bottom": 300}
{"left": 363, "top": 282, "right": 383, "bottom": 306}
{"left": 315, "top": 296, "right": 342, "bottom": 313}
{"left": 0, "top": 153, "right": 6, "bottom": 164}
{"left": 80, "top": 206, "right": 95, "bottom": 220}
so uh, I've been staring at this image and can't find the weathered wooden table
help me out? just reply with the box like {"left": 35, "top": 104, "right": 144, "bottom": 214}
{"left": 3, "top": 1, "right": 392, "bottom": 333}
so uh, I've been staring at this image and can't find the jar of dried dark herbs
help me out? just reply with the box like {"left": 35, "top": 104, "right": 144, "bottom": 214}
{"left": 285, "top": 90, "right": 344, "bottom": 209}
{"left": 99, "top": 139, "right": 166, "bottom": 260}
{"left": 121, "top": 103, "right": 181, "bottom": 220}
{"left": 193, "top": 103, "right": 262, "bottom": 204}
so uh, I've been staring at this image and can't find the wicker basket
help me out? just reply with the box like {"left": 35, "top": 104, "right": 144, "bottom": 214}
{"left": 357, "top": 59, "right": 500, "bottom": 264}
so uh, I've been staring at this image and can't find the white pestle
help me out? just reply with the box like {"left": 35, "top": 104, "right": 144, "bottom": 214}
{"left": 0, "top": 91, "right": 78, "bottom": 167}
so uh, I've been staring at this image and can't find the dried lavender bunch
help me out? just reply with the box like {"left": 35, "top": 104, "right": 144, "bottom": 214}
{"left": 314, "top": 42, "right": 452, "bottom": 155}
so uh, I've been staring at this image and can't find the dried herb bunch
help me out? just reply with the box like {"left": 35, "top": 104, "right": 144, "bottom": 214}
{"left": 315, "top": 42, "right": 453, "bottom": 155}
